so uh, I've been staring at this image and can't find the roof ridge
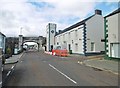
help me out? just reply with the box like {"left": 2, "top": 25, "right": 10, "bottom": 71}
{"left": 105, "top": 8, "right": 120, "bottom": 18}
{"left": 56, "top": 15, "right": 94, "bottom": 36}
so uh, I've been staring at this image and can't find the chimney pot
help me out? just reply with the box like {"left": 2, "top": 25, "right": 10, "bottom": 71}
{"left": 59, "top": 30, "right": 62, "bottom": 33}
{"left": 95, "top": 9, "right": 102, "bottom": 15}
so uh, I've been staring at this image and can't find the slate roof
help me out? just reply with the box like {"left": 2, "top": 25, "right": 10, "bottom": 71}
{"left": 0, "top": 32, "right": 6, "bottom": 37}
{"left": 55, "top": 15, "right": 94, "bottom": 36}
{"left": 105, "top": 8, "right": 120, "bottom": 18}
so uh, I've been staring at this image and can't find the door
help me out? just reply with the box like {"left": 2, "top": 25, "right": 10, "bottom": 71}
{"left": 75, "top": 43, "right": 78, "bottom": 52}
{"left": 68, "top": 44, "right": 71, "bottom": 51}
{"left": 111, "top": 43, "right": 120, "bottom": 58}
{"left": 51, "top": 45, "right": 53, "bottom": 51}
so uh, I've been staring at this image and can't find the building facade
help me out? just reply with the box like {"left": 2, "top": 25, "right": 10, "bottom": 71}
{"left": 0, "top": 32, "right": 6, "bottom": 53}
{"left": 104, "top": 8, "right": 120, "bottom": 59}
{"left": 46, "top": 23, "right": 56, "bottom": 51}
{"left": 54, "top": 9, "right": 104, "bottom": 55}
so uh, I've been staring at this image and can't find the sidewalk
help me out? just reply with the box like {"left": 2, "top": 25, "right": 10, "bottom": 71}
{"left": 69, "top": 54, "right": 118, "bottom": 75}
{"left": 2, "top": 53, "right": 24, "bottom": 86}
{"left": 5, "top": 53, "right": 23, "bottom": 64}
{"left": 82, "top": 59, "right": 118, "bottom": 75}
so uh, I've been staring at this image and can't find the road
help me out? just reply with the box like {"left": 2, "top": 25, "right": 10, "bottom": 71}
{"left": 3, "top": 51, "right": 118, "bottom": 86}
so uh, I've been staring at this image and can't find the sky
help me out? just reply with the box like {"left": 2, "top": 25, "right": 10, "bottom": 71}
{"left": 24, "top": 42, "right": 38, "bottom": 45}
{"left": 0, "top": 0, "right": 119, "bottom": 37}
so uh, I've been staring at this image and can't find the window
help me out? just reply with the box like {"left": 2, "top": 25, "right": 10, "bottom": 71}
{"left": 110, "top": 43, "right": 120, "bottom": 58}
{"left": 72, "top": 40, "right": 74, "bottom": 44}
{"left": 68, "top": 44, "right": 71, "bottom": 51}
{"left": 91, "top": 42, "right": 95, "bottom": 51}
{"left": 75, "top": 43, "right": 78, "bottom": 51}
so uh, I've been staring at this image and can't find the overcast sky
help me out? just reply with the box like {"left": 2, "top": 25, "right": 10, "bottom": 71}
{"left": 0, "top": 0, "right": 119, "bottom": 37}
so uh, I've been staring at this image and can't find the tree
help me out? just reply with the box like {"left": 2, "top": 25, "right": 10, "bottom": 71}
{"left": 6, "top": 47, "right": 12, "bottom": 56}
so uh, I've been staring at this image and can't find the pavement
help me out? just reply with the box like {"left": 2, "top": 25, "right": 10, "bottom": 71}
{"left": 82, "top": 59, "right": 118, "bottom": 75}
{"left": 2, "top": 53, "right": 24, "bottom": 86}
{"left": 69, "top": 54, "right": 119, "bottom": 75}
{"left": 5, "top": 53, "right": 23, "bottom": 64}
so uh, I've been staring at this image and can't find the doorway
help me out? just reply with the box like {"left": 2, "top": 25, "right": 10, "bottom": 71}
{"left": 110, "top": 43, "right": 120, "bottom": 58}
{"left": 68, "top": 44, "right": 71, "bottom": 51}
{"left": 51, "top": 45, "right": 53, "bottom": 51}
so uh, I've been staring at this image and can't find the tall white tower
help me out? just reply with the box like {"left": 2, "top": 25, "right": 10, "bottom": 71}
{"left": 46, "top": 23, "right": 56, "bottom": 51}
{"left": 19, "top": 35, "right": 23, "bottom": 51}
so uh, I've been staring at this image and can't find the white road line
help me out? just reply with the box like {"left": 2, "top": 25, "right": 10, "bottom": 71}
{"left": 11, "top": 66, "right": 14, "bottom": 69}
{"left": 49, "top": 64, "right": 77, "bottom": 84}
{"left": 0, "top": 81, "right": 2, "bottom": 85}
{"left": 7, "top": 71, "right": 11, "bottom": 76}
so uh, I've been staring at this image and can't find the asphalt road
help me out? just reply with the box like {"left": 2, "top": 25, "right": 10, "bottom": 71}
{"left": 3, "top": 51, "right": 118, "bottom": 86}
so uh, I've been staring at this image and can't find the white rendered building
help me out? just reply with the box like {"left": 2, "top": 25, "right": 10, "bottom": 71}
{"left": 55, "top": 10, "right": 104, "bottom": 55}
{"left": 104, "top": 8, "right": 120, "bottom": 59}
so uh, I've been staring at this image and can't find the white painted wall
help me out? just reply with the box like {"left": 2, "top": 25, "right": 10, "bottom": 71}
{"left": 106, "top": 13, "right": 120, "bottom": 58}
{"left": 55, "top": 13, "right": 104, "bottom": 55}
{"left": 55, "top": 25, "right": 84, "bottom": 54}
{"left": 107, "top": 14, "right": 119, "bottom": 42}
{"left": 86, "top": 14, "right": 104, "bottom": 53}
{"left": 46, "top": 25, "right": 49, "bottom": 51}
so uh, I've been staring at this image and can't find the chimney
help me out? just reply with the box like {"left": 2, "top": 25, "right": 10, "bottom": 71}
{"left": 95, "top": 9, "right": 102, "bottom": 15}
{"left": 59, "top": 30, "right": 62, "bottom": 33}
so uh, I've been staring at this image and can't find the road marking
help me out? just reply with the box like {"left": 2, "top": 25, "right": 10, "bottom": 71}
{"left": 11, "top": 66, "right": 14, "bottom": 69}
{"left": 78, "top": 61, "right": 83, "bottom": 65}
{"left": 2, "top": 67, "right": 3, "bottom": 72}
{"left": 49, "top": 64, "right": 77, "bottom": 84}
{"left": 7, "top": 71, "right": 11, "bottom": 76}
{"left": 0, "top": 82, "right": 2, "bottom": 85}
{"left": 43, "top": 61, "right": 46, "bottom": 63}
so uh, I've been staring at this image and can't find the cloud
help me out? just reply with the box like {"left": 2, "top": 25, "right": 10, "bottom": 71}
{"left": 0, "top": 0, "right": 48, "bottom": 37}
{"left": 0, "top": 0, "right": 118, "bottom": 37}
